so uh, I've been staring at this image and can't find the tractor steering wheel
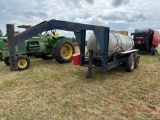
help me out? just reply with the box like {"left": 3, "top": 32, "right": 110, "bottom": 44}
{"left": 51, "top": 30, "right": 56, "bottom": 35}
{"left": 43, "top": 31, "right": 51, "bottom": 36}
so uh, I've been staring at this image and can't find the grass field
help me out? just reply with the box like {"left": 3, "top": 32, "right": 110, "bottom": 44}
{"left": 0, "top": 48, "right": 160, "bottom": 120}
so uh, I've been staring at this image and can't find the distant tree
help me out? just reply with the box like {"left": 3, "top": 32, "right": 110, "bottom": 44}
{"left": 71, "top": 37, "right": 76, "bottom": 43}
{"left": 0, "top": 29, "right": 2, "bottom": 37}
{"left": 68, "top": 37, "right": 87, "bottom": 46}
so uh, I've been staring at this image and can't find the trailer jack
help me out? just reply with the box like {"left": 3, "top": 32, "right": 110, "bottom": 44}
{"left": 87, "top": 50, "right": 93, "bottom": 78}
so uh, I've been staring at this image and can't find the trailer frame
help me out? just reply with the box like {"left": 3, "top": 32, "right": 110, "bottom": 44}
{"left": 7, "top": 19, "right": 139, "bottom": 77}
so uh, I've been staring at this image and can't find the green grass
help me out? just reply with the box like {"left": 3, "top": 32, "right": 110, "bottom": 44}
{"left": 0, "top": 48, "right": 160, "bottom": 120}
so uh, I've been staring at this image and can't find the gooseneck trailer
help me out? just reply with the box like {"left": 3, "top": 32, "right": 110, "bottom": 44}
{"left": 7, "top": 19, "right": 139, "bottom": 77}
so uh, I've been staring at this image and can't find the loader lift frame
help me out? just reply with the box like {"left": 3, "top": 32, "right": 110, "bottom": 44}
{"left": 7, "top": 19, "right": 134, "bottom": 78}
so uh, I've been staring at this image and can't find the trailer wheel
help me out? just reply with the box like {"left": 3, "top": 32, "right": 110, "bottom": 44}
{"left": 151, "top": 48, "right": 158, "bottom": 55}
{"left": 41, "top": 54, "right": 54, "bottom": 60}
{"left": 54, "top": 38, "right": 75, "bottom": 63}
{"left": 125, "top": 55, "right": 135, "bottom": 72}
{"left": 4, "top": 57, "right": 10, "bottom": 66}
{"left": 17, "top": 56, "right": 30, "bottom": 70}
{"left": 134, "top": 55, "right": 140, "bottom": 69}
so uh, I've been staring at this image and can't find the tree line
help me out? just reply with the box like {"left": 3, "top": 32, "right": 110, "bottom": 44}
{"left": 67, "top": 37, "right": 87, "bottom": 46}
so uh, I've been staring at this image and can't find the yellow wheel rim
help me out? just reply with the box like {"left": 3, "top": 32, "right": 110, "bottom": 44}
{"left": 61, "top": 44, "right": 73, "bottom": 59}
{"left": 18, "top": 59, "right": 27, "bottom": 68}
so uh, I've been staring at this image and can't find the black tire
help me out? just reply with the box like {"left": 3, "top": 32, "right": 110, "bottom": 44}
{"left": 34, "top": 54, "right": 41, "bottom": 58}
{"left": 4, "top": 57, "right": 10, "bottom": 66}
{"left": 125, "top": 55, "right": 135, "bottom": 72}
{"left": 17, "top": 55, "right": 30, "bottom": 70}
{"left": 134, "top": 55, "right": 140, "bottom": 69}
{"left": 41, "top": 54, "right": 54, "bottom": 60}
{"left": 0, "top": 53, "right": 3, "bottom": 61}
{"left": 151, "top": 48, "right": 158, "bottom": 55}
{"left": 53, "top": 38, "right": 75, "bottom": 63}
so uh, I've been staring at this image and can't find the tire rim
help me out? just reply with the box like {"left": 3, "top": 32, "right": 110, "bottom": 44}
{"left": 46, "top": 54, "right": 53, "bottom": 57}
{"left": 61, "top": 44, "right": 73, "bottom": 59}
{"left": 18, "top": 59, "right": 27, "bottom": 68}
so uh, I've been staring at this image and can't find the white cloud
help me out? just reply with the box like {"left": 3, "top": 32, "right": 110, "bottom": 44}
{"left": 0, "top": 0, "right": 160, "bottom": 37}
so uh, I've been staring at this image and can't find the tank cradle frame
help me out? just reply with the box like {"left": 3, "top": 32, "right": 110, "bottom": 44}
{"left": 86, "top": 49, "right": 139, "bottom": 78}
{"left": 7, "top": 19, "right": 139, "bottom": 78}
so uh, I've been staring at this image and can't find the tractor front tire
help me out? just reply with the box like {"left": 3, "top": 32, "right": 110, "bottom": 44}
{"left": 4, "top": 57, "right": 10, "bottom": 66}
{"left": 17, "top": 55, "right": 30, "bottom": 70}
{"left": 125, "top": 55, "right": 135, "bottom": 72}
{"left": 54, "top": 38, "right": 75, "bottom": 63}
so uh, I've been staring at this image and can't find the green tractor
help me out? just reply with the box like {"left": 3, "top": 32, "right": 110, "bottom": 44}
{"left": 0, "top": 25, "right": 75, "bottom": 70}
{"left": 0, "top": 29, "right": 3, "bottom": 60}
{"left": 0, "top": 29, "right": 6, "bottom": 60}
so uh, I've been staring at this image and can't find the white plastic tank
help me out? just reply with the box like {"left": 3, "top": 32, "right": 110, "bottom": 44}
{"left": 87, "top": 31, "right": 134, "bottom": 58}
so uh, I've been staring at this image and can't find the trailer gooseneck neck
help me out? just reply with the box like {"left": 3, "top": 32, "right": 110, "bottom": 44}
{"left": 7, "top": 19, "right": 110, "bottom": 78}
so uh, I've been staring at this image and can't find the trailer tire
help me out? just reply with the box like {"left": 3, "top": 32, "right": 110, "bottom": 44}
{"left": 126, "top": 55, "right": 135, "bottom": 72}
{"left": 17, "top": 55, "right": 30, "bottom": 70}
{"left": 134, "top": 55, "right": 140, "bottom": 69}
{"left": 151, "top": 48, "right": 158, "bottom": 55}
{"left": 54, "top": 38, "right": 75, "bottom": 63}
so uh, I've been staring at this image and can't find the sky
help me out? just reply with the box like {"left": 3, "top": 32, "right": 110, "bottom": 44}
{"left": 0, "top": 0, "right": 160, "bottom": 37}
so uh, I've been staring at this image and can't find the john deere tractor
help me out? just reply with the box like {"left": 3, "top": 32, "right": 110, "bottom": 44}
{"left": 0, "top": 30, "right": 6, "bottom": 60}
{"left": 0, "top": 25, "right": 75, "bottom": 70}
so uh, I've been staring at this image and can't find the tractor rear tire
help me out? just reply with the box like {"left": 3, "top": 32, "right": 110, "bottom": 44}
{"left": 41, "top": 54, "right": 54, "bottom": 60}
{"left": 125, "top": 55, "right": 135, "bottom": 72}
{"left": 17, "top": 55, "right": 30, "bottom": 70}
{"left": 54, "top": 38, "right": 75, "bottom": 63}
{"left": 4, "top": 57, "right": 10, "bottom": 66}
